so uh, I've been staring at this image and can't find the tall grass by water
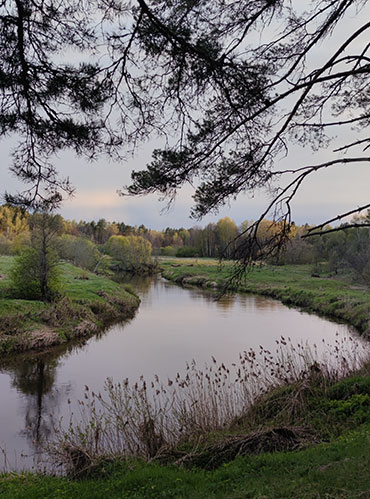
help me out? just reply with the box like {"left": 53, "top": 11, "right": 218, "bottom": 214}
{"left": 48, "top": 334, "right": 369, "bottom": 476}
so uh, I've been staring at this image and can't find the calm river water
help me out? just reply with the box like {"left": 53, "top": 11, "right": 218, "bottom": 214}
{"left": 0, "top": 276, "right": 365, "bottom": 470}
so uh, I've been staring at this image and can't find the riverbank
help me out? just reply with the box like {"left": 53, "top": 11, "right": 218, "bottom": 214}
{"left": 161, "top": 258, "right": 370, "bottom": 338}
{"left": 1, "top": 258, "right": 370, "bottom": 497}
{"left": 0, "top": 256, "right": 140, "bottom": 354}
{"left": 1, "top": 363, "right": 370, "bottom": 497}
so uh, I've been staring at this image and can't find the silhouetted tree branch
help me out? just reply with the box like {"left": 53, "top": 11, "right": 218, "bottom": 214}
{"left": 1, "top": 0, "right": 369, "bottom": 265}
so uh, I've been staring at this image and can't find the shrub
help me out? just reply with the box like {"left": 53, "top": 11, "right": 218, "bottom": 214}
{"left": 10, "top": 247, "right": 62, "bottom": 301}
{"left": 160, "top": 245, "right": 177, "bottom": 256}
{"left": 176, "top": 246, "right": 199, "bottom": 258}
{"left": 106, "top": 235, "right": 152, "bottom": 272}
{"left": 57, "top": 235, "right": 99, "bottom": 270}
{"left": 0, "top": 234, "right": 12, "bottom": 255}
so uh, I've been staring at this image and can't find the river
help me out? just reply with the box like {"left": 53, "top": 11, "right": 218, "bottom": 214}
{"left": 0, "top": 276, "right": 366, "bottom": 471}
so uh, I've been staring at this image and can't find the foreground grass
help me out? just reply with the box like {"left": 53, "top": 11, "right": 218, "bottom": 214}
{"left": 1, "top": 429, "right": 369, "bottom": 499}
{"left": 161, "top": 258, "right": 370, "bottom": 338}
{"left": 2, "top": 367, "right": 370, "bottom": 499}
{"left": 0, "top": 256, "right": 139, "bottom": 354}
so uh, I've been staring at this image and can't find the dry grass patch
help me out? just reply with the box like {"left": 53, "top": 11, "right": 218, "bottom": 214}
{"left": 25, "top": 326, "right": 62, "bottom": 350}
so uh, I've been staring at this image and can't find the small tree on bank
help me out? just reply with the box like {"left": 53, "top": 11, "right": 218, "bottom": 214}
{"left": 10, "top": 213, "right": 63, "bottom": 301}
{"left": 10, "top": 246, "right": 61, "bottom": 301}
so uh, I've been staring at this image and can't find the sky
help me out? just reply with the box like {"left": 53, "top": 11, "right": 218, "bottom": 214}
{"left": 1, "top": 1, "right": 369, "bottom": 231}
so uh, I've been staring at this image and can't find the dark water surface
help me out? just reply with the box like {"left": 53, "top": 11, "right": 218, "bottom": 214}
{"left": 0, "top": 277, "right": 365, "bottom": 470}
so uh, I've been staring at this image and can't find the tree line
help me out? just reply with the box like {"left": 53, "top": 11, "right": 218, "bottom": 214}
{"left": 2, "top": 205, "right": 370, "bottom": 290}
{"left": 0, "top": 206, "right": 296, "bottom": 262}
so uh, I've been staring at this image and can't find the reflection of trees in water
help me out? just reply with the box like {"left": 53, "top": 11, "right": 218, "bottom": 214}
{"left": 237, "top": 294, "right": 281, "bottom": 312}
{"left": 0, "top": 295, "right": 137, "bottom": 468}
{"left": 186, "top": 284, "right": 283, "bottom": 313}
{"left": 113, "top": 272, "right": 152, "bottom": 296}
{"left": 0, "top": 306, "right": 134, "bottom": 463}
{"left": 215, "top": 295, "right": 236, "bottom": 311}
{"left": 187, "top": 286, "right": 237, "bottom": 311}
{"left": 23, "top": 361, "right": 56, "bottom": 449}
{"left": 0, "top": 349, "right": 72, "bottom": 459}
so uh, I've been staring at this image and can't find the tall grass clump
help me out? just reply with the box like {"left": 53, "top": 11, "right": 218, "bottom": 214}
{"left": 49, "top": 335, "right": 369, "bottom": 476}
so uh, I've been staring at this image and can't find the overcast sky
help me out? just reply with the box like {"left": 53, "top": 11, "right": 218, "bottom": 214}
{"left": 1, "top": 1, "right": 369, "bottom": 230}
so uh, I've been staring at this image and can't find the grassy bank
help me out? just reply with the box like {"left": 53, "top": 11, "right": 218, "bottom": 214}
{"left": 161, "top": 258, "right": 370, "bottom": 338}
{"left": 0, "top": 255, "right": 140, "bottom": 354}
{"left": 1, "top": 257, "right": 370, "bottom": 497}
{"left": 1, "top": 432, "right": 370, "bottom": 498}
{"left": 1, "top": 366, "right": 370, "bottom": 498}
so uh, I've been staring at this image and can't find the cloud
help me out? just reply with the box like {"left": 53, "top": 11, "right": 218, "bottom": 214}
{"left": 65, "top": 189, "right": 123, "bottom": 208}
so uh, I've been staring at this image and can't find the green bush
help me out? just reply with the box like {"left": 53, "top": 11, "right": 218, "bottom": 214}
{"left": 10, "top": 247, "right": 62, "bottom": 301}
{"left": 176, "top": 246, "right": 199, "bottom": 257}
{"left": 0, "top": 234, "right": 12, "bottom": 255}
{"left": 160, "top": 245, "right": 177, "bottom": 256}
{"left": 327, "top": 376, "right": 370, "bottom": 399}
{"left": 57, "top": 235, "right": 99, "bottom": 270}
{"left": 106, "top": 235, "right": 152, "bottom": 271}
{"left": 325, "top": 394, "right": 370, "bottom": 425}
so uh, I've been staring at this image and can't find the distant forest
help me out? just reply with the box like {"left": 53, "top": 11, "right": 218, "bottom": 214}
{"left": 1, "top": 205, "right": 370, "bottom": 282}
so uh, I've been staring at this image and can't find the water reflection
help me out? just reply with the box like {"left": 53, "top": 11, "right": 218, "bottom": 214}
{"left": 0, "top": 350, "right": 69, "bottom": 465}
{"left": 114, "top": 273, "right": 152, "bottom": 296}
{"left": 172, "top": 282, "right": 237, "bottom": 311}
{"left": 179, "top": 283, "right": 282, "bottom": 315}
{"left": 0, "top": 276, "right": 366, "bottom": 471}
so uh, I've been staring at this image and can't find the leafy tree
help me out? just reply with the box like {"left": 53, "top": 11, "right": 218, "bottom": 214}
{"left": 330, "top": 227, "right": 370, "bottom": 283}
{"left": 176, "top": 246, "right": 198, "bottom": 258}
{"left": 10, "top": 212, "right": 63, "bottom": 301}
{"left": 160, "top": 245, "right": 177, "bottom": 257}
{"left": 0, "top": 234, "right": 12, "bottom": 255}
{"left": 10, "top": 246, "right": 61, "bottom": 301}
{"left": 201, "top": 223, "right": 217, "bottom": 258}
{"left": 216, "top": 217, "right": 238, "bottom": 258}
{"left": 0, "top": 205, "right": 29, "bottom": 238}
{"left": 0, "top": 205, "right": 30, "bottom": 253}
{"left": 106, "top": 235, "right": 152, "bottom": 272}
{"left": 56, "top": 234, "right": 99, "bottom": 271}
{"left": 283, "top": 236, "right": 316, "bottom": 265}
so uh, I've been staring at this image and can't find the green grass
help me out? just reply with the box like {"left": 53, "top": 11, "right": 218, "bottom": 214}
{"left": 1, "top": 257, "right": 370, "bottom": 496}
{"left": 1, "top": 424, "right": 369, "bottom": 498}
{"left": 0, "top": 256, "right": 140, "bottom": 354}
{"left": 161, "top": 259, "right": 370, "bottom": 337}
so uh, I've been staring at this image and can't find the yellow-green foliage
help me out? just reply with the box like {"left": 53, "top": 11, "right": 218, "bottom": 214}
{"left": 107, "top": 235, "right": 152, "bottom": 271}
{"left": 0, "top": 205, "right": 29, "bottom": 238}
{"left": 57, "top": 234, "right": 100, "bottom": 270}
{"left": 0, "top": 205, "right": 30, "bottom": 254}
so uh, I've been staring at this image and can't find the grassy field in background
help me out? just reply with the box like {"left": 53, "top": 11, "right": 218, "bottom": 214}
{"left": 0, "top": 255, "right": 139, "bottom": 353}
{"left": 161, "top": 258, "right": 370, "bottom": 338}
